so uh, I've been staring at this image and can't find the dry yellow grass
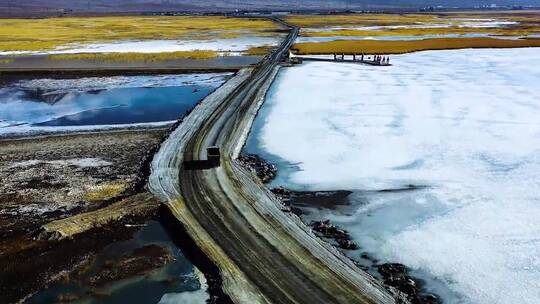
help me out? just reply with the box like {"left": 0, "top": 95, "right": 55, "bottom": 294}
{"left": 443, "top": 11, "right": 540, "bottom": 23}
{"left": 0, "top": 16, "right": 280, "bottom": 52}
{"left": 287, "top": 12, "right": 540, "bottom": 28}
{"left": 244, "top": 45, "right": 275, "bottom": 56}
{"left": 290, "top": 12, "right": 540, "bottom": 39}
{"left": 83, "top": 181, "right": 129, "bottom": 202}
{"left": 48, "top": 50, "right": 219, "bottom": 62}
{"left": 293, "top": 37, "right": 540, "bottom": 55}
{"left": 0, "top": 58, "right": 13, "bottom": 64}
{"left": 286, "top": 14, "right": 439, "bottom": 27}
{"left": 42, "top": 193, "right": 157, "bottom": 239}
{"left": 301, "top": 26, "right": 540, "bottom": 38}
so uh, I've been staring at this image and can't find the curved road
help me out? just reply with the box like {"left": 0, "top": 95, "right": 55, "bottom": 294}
{"left": 150, "top": 20, "right": 403, "bottom": 304}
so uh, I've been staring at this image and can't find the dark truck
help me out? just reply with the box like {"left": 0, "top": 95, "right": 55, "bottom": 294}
{"left": 183, "top": 146, "right": 221, "bottom": 170}
{"left": 207, "top": 146, "right": 221, "bottom": 167}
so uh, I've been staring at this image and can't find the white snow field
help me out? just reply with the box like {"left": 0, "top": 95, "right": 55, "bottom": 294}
{"left": 0, "top": 36, "right": 281, "bottom": 56}
{"left": 253, "top": 48, "right": 540, "bottom": 304}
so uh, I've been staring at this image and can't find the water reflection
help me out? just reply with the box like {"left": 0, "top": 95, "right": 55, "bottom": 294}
{"left": 28, "top": 221, "right": 207, "bottom": 304}
{"left": 0, "top": 73, "right": 231, "bottom": 135}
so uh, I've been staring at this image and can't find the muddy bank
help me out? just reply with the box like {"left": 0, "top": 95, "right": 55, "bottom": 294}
{"left": 272, "top": 187, "right": 352, "bottom": 210}
{"left": 0, "top": 129, "right": 166, "bottom": 256}
{"left": 0, "top": 205, "right": 158, "bottom": 303}
{"left": 39, "top": 192, "right": 158, "bottom": 240}
{"left": 86, "top": 244, "right": 173, "bottom": 288}
{"left": 0, "top": 129, "right": 166, "bottom": 302}
{"left": 0, "top": 129, "right": 165, "bottom": 223}
{"left": 0, "top": 55, "right": 260, "bottom": 77}
{"left": 21, "top": 208, "right": 210, "bottom": 304}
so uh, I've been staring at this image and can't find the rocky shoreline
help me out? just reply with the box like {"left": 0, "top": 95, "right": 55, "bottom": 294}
{"left": 241, "top": 153, "right": 442, "bottom": 304}
{"left": 238, "top": 153, "right": 277, "bottom": 183}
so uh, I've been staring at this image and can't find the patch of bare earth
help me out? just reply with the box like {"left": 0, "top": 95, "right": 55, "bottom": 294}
{"left": 0, "top": 129, "right": 166, "bottom": 303}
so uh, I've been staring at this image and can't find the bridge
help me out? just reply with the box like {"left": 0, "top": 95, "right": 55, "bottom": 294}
{"left": 290, "top": 52, "right": 392, "bottom": 66}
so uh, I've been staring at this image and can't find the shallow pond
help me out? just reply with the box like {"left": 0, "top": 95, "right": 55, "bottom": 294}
{"left": 0, "top": 73, "right": 231, "bottom": 136}
{"left": 28, "top": 220, "right": 207, "bottom": 304}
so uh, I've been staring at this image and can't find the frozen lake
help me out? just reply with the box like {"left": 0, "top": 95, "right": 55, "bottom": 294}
{"left": 246, "top": 48, "right": 540, "bottom": 304}
{"left": 0, "top": 73, "right": 231, "bottom": 137}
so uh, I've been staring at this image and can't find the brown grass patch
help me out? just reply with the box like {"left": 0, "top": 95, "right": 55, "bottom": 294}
{"left": 285, "top": 14, "right": 439, "bottom": 27}
{"left": 42, "top": 193, "right": 157, "bottom": 239}
{"left": 244, "top": 45, "right": 275, "bottom": 56}
{"left": 286, "top": 12, "right": 540, "bottom": 29}
{"left": 293, "top": 37, "right": 540, "bottom": 55}
{"left": 83, "top": 181, "right": 129, "bottom": 202}
{"left": 301, "top": 26, "right": 540, "bottom": 38}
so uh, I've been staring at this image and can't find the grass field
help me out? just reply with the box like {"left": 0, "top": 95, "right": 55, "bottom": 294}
{"left": 288, "top": 12, "right": 540, "bottom": 54}
{"left": 285, "top": 14, "right": 439, "bottom": 28}
{"left": 288, "top": 12, "right": 540, "bottom": 38}
{"left": 245, "top": 45, "right": 275, "bottom": 56}
{"left": 300, "top": 26, "right": 540, "bottom": 38}
{"left": 0, "top": 16, "right": 280, "bottom": 52}
{"left": 286, "top": 12, "right": 540, "bottom": 28}
{"left": 293, "top": 37, "right": 540, "bottom": 55}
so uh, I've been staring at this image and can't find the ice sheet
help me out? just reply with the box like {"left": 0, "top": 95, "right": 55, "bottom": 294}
{"left": 249, "top": 48, "right": 540, "bottom": 304}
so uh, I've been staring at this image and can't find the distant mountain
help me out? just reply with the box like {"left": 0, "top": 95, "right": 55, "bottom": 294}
{"left": 1, "top": 0, "right": 539, "bottom": 16}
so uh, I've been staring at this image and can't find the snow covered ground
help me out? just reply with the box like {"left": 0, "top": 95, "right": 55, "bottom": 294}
{"left": 0, "top": 36, "right": 281, "bottom": 56}
{"left": 302, "top": 19, "right": 519, "bottom": 33}
{"left": 296, "top": 18, "right": 527, "bottom": 43}
{"left": 248, "top": 48, "right": 540, "bottom": 304}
